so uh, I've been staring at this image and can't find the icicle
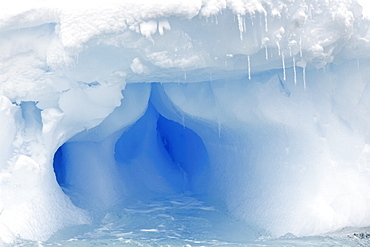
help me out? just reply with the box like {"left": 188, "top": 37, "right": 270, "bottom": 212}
{"left": 282, "top": 52, "right": 286, "bottom": 81}
{"left": 265, "top": 45, "right": 269, "bottom": 60}
{"left": 293, "top": 56, "right": 297, "bottom": 85}
{"left": 237, "top": 14, "right": 244, "bottom": 40}
{"left": 276, "top": 41, "right": 281, "bottom": 56}
{"left": 299, "top": 36, "right": 303, "bottom": 57}
{"left": 243, "top": 16, "right": 247, "bottom": 35}
{"left": 303, "top": 66, "right": 306, "bottom": 90}
{"left": 184, "top": 71, "right": 187, "bottom": 81}
{"left": 247, "top": 55, "right": 251, "bottom": 80}
{"left": 215, "top": 15, "right": 218, "bottom": 25}
{"left": 259, "top": 13, "right": 262, "bottom": 27}
{"left": 217, "top": 121, "right": 221, "bottom": 138}
{"left": 264, "top": 11, "right": 268, "bottom": 32}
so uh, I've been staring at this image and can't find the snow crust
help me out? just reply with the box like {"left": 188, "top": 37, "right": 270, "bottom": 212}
{"left": 2, "top": 0, "right": 370, "bottom": 243}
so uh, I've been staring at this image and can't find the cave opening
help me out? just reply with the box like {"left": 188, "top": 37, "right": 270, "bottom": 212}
{"left": 53, "top": 97, "right": 210, "bottom": 211}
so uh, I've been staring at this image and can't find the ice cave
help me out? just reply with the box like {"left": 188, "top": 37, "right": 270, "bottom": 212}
{"left": 2, "top": 0, "right": 370, "bottom": 246}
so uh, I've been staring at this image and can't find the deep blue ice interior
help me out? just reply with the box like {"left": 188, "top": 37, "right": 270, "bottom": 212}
{"left": 53, "top": 97, "right": 210, "bottom": 209}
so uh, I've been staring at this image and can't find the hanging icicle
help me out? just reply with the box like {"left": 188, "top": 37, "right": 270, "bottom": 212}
{"left": 237, "top": 14, "right": 244, "bottom": 40}
{"left": 218, "top": 121, "right": 222, "bottom": 138}
{"left": 265, "top": 45, "right": 269, "bottom": 60}
{"left": 293, "top": 56, "right": 297, "bottom": 85}
{"left": 264, "top": 11, "right": 268, "bottom": 32}
{"left": 182, "top": 115, "right": 185, "bottom": 129}
{"left": 282, "top": 52, "right": 286, "bottom": 81}
{"left": 248, "top": 55, "right": 251, "bottom": 80}
{"left": 276, "top": 41, "right": 281, "bottom": 56}
{"left": 303, "top": 66, "right": 306, "bottom": 90}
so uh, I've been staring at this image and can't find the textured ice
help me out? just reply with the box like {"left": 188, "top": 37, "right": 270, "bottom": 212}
{"left": 2, "top": 0, "right": 370, "bottom": 244}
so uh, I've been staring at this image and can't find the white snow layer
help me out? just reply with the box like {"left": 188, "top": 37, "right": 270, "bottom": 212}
{"left": 1, "top": 0, "right": 370, "bottom": 243}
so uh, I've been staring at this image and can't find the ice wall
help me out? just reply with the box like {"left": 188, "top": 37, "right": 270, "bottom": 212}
{"left": 2, "top": 0, "right": 370, "bottom": 243}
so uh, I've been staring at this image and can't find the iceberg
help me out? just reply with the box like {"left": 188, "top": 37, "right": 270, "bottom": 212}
{"left": 2, "top": 0, "right": 370, "bottom": 244}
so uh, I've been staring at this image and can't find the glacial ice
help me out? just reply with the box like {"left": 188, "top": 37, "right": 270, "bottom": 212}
{"left": 2, "top": 0, "right": 370, "bottom": 244}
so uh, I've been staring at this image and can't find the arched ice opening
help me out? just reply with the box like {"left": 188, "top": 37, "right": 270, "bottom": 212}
{"left": 53, "top": 83, "right": 213, "bottom": 211}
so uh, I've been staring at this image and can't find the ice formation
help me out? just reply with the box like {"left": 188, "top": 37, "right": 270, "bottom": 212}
{"left": 2, "top": 0, "right": 370, "bottom": 243}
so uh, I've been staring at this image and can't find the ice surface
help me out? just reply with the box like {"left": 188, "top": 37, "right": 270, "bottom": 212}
{"left": 2, "top": 0, "right": 370, "bottom": 244}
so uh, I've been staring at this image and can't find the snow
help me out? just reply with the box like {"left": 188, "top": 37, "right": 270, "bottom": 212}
{"left": 2, "top": 0, "right": 370, "bottom": 244}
